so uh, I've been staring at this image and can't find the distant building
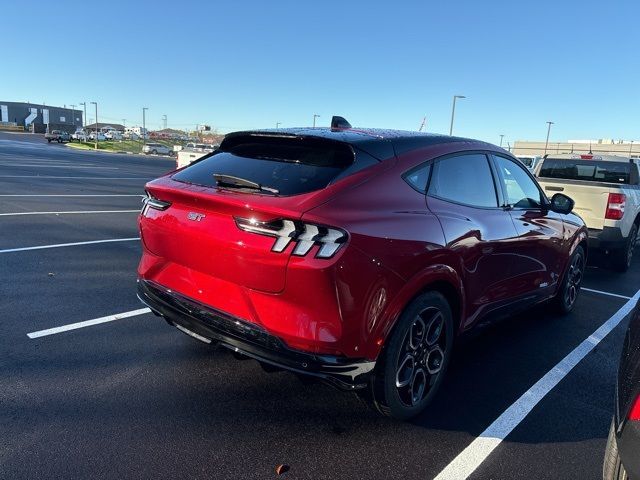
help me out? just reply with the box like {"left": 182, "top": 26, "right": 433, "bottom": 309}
{"left": 513, "top": 139, "right": 640, "bottom": 158}
{"left": 85, "top": 123, "right": 126, "bottom": 133}
{"left": 0, "top": 101, "right": 83, "bottom": 133}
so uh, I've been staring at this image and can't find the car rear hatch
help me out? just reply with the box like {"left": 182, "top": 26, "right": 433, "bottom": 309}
{"left": 538, "top": 156, "right": 634, "bottom": 230}
{"left": 140, "top": 132, "right": 382, "bottom": 293}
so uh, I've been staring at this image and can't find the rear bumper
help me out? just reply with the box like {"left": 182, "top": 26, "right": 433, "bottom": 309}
{"left": 137, "top": 279, "right": 375, "bottom": 390}
{"left": 617, "top": 419, "right": 640, "bottom": 479}
{"left": 587, "top": 226, "right": 626, "bottom": 251}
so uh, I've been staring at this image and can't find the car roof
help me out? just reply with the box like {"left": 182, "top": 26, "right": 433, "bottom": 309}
{"left": 223, "top": 127, "right": 493, "bottom": 160}
{"left": 544, "top": 153, "right": 632, "bottom": 163}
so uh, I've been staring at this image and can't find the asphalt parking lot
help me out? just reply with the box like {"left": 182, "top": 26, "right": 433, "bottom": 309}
{"left": 1, "top": 131, "right": 638, "bottom": 480}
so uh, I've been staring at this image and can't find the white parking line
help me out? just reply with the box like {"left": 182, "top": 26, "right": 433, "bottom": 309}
{"left": 0, "top": 210, "right": 139, "bottom": 216}
{"left": 0, "top": 176, "right": 145, "bottom": 179}
{"left": 582, "top": 287, "right": 632, "bottom": 300}
{"left": 0, "top": 237, "right": 140, "bottom": 254}
{"left": 0, "top": 165, "right": 119, "bottom": 169}
{"left": 27, "top": 308, "right": 151, "bottom": 339}
{"left": 0, "top": 194, "right": 143, "bottom": 197}
{"left": 434, "top": 288, "right": 640, "bottom": 480}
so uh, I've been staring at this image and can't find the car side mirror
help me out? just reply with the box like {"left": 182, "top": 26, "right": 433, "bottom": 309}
{"left": 550, "top": 193, "right": 574, "bottom": 214}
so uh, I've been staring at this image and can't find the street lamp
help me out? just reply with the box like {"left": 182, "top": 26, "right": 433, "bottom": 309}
{"left": 630, "top": 140, "right": 634, "bottom": 157}
{"left": 276, "top": 122, "right": 281, "bottom": 129}
{"left": 70, "top": 104, "right": 76, "bottom": 129}
{"left": 544, "top": 121, "right": 554, "bottom": 155}
{"left": 162, "top": 114, "right": 167, "bottom": 130}
{"left": 313, "top": 114, "right": 320, "bottom": 128}
{"left": 499, "top": 134, "right": 504, "bottom": 147}
{"left": 142, "top": 107, "right": 148, "bottom": 148}
{"left": 79, "top": 102, "right": 87, "bottom": 129}
{"left": 90, "top": 102, "right": 98, "bottom": 150}
{"left": 449, "top": 95, "right": 466, "bottom": 136}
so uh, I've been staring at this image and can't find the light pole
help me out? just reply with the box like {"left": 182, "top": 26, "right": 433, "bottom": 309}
{"left": 79, "top": 102, "right": 87, "bottom": 129}
{"left": 630, "top": 140, "right": 634, "bottom": 157}
{"left": 162, "top": 114, "right": 167, "bottom": 130}
{"left": 544, "top": 121, "right": 554, "bottom": 155}
{"left": 276, "top": 122, "right": 281, "bottom": 129}
{"left": 449, "top": 95, "right": 466, "bottom": 135}
{"left": 90, "top": 102, "right": 98, "bottom": 150}
{"left": 499, "top": 134, "right": 504, "bottom": 147}
{"left": 313, "top": 114, "right": 320, "bottom": 128}
{"left": 142, "top": 107, "right": 148, "bottom": 148}
{"left": 70, "top": 104, "right": 76, "bottom": 129}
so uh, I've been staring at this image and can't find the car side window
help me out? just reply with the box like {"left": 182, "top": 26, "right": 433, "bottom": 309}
{"left": 428, "top": 153, "right": 498, "bottom": 208}
{"left": 493, "top": 155, "right": 543, "bottom": 209}
{"left": 403, "top": 163, "right": 432, "bottom": 193}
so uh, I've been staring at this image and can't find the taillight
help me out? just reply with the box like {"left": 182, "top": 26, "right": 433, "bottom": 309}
{"left": 605, "top": 193, "right": 626, "bottom": 220}
{"left": 630, "top": 394, "right": 640, "bottom": 421}
{"left": 234, "top": 217, "right": 347, "bottom": 259}
{"left": 141, "top": 191, "right": 171, "bottom": 214}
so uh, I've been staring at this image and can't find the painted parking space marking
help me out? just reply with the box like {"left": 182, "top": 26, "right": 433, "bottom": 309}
{"left": 0, "top": 210, "right": 139, "bottom": 217}
{"left": 433, "top": 288, "right": 640, "bottom": 480}
{"left": 0, "top": 237, "right": 140, "bottom": 254}
{"left": 0, "top": 165, "right": 120, "bottom": 169}
{"left": 0, "top": 175, "right": 146, "bottom": 179}
{"left": 0, "top": 194, "right": 144, "bottom": 197}
{"left": 582, "top": 287, "right": 632, "bottom": 300}
{"left": 27, "top": 308, "right": 151, "bottom": 339}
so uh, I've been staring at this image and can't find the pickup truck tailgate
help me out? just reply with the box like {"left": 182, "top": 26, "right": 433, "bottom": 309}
{"left": 540, "top": 179, "right": 611, "bottom": 230}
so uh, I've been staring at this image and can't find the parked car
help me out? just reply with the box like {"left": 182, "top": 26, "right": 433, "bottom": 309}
{"left": 536, "top": 154, "right": 640, "bottom": 271}
{"left": 137, "top": 117, "right": 588, "bottom": 420}
{"left": 88, "top": 132, "right": 106, "bottom": 141}
{"left": 603, "top": 299, "right": 640, "bottom": 480}
{"left": 45, "top": 130, "right": 70, "bottom": 143}
{"left": 71, "top": 130, "right": 88, "bottom": 142}
{"left": 142, "top": 143, "right": 171, "bottom": 155}
{"left": 104, "top": 130, "right": 122, "bottom": 140}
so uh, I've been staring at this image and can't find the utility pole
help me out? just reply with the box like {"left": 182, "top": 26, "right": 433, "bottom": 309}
{"left": 449, "top": 95, "right": 466, "bottom": 135}
{"left": 313, "top": 114, "right": 320, "bottom": 128}
{"left": 90, "top": 102, "right": 98, "bottom": 150}
{"left": 499, "top": 134, "right": 504, "bottom": 147}
{"left": 79, "top": 102, "right": 87, "bottom": 129}
{"left": 142, "top": 107, "right": 148, "bottom": 148}
{"left": 544, "top": 121, "right": 554, "bottom": 155}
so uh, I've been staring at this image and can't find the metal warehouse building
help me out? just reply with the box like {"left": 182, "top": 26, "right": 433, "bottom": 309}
{"left": 0, "top": 101, "right": 83, "bottom": 133}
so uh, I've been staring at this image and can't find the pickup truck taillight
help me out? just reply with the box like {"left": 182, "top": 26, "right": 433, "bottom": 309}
{"left": 605, "top": 193, "right": 626, "bottom": 220}
{"left": 630, "top": 394, "right": 640, "bottom": 421}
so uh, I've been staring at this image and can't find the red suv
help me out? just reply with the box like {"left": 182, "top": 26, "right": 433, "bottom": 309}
{"left": 137, "top": 117, "right": 588, "bottom": 419}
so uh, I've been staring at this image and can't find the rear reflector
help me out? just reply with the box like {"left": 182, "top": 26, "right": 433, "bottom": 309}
{"left": 630, "top": 394, "right": 640, "bottom": 421}
{"left": 605, "top": 193, "right": 626, "bottom": 220}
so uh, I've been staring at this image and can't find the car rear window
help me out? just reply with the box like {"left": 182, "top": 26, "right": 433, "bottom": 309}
{"left": 539, "top": 158, "right": 632, "bottom": 184}
{"left": 171, "top": 135, "right": 379, "bottom": 195}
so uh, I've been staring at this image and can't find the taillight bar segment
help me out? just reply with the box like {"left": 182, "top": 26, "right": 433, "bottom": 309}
{"left": 142, "top": 192, "right": 171, "bottom": 213}
{"left": 630, "top": 394, "right": 640, "bottom": 421}
{"left": 234, "top": 217, "right": 347, "bottom": 259}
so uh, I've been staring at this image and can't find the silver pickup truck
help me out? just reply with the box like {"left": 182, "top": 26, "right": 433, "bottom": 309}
{"left": 535, "top": 154, "right": 640, "bottom": 271}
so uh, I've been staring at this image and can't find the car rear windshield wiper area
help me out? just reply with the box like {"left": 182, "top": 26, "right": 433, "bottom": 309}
{"left": 213, "top": 174, "right": 280, "bottom": 195}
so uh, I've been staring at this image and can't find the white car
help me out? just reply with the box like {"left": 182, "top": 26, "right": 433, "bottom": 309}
{"left": 536, "top": 153, "right": 640, "bottom": 271}
{"left": 517, "top": 155, "right": 542, "bottom": 172}
{"left": 89, "top": 132, "right": 106, "bottom": 141}
{"left": 104, "top": 131, "right": 122, "bottom": 140}
{"left": 71, "top": 131, "right": 88, "bottom": 142}
{"left": 143, "top": 143, "right": 171, "bottom": 155}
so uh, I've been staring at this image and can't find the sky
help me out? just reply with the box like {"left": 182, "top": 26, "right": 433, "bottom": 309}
{"left": 2, "top": 0, "right": 639, "bottom": 144}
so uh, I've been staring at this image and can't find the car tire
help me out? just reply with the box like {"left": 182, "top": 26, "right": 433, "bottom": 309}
{"left": 612, "top": 223, "right": 638, "bottom": 273}
{"left": 603, "top": 419, "right": 628, "bottom": 480}
{"left": 151, "top": 149, "right": 157, "bottom": 155}
{"left": 47, "top": 139, "right": 51, "bottom": 143}
{"left": 553, "top": 245, "right": 585, "bottom": 314}
{"left": 362, "top": 291, "right": 454, "bottom": 420}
